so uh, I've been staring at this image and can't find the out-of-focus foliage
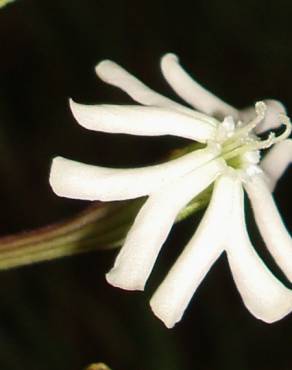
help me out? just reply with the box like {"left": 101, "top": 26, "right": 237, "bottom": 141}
{"left": 0, "top": 0, "right": 14, "bottom": 8}
{"left": 85, "top": 363, "right": 111, "bottom": 370}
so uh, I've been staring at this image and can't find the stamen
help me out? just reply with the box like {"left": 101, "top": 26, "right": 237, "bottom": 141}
{"left": 235, "top": 101, "right": 267, "bottom": 138}
{"left": 252, "top": 133, "right": 275, "bottom": 150}
{"left": 221, "top": 102, "right": 267, "bottom": 152}
{"left": 220, "top": 104, "right": 291, "bottom": 167}
{"left": 222, "top": 114, "right": 292, "bottom": 163}
{"left": 215, "top": 116, "right": 235, "bottom": 142}
{"left": 273, "top": 114, "right": 292, "bottom": 143}
{"left": 251, "top": 114, "right": 292, "bottom": 151}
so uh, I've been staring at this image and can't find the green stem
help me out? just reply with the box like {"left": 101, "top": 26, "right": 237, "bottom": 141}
{"left": 0, "top": 199, "right": 144, "bottom": 270}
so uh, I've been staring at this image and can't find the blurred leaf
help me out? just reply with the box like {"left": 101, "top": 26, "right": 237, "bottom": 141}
{"left": 84, "top": 363, "right": 111, "bottom": 370}
{"left": 0, "top": 0, "right": 15, "bottom": 8}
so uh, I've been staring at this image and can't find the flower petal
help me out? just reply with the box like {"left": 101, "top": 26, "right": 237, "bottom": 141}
{"left": 260, "top": 139, "right": 292, "bottom": 191}
{"left": 240, "top": 100, "right": 286, "bottom": 134}
{"left": 70, "top": 101, "right": 216, "bottom": 143}
{"left": 244, "top": 173, "right": 292, "bottom": 282}
{"left": 161, "top": 53, "right": 238, "bottom": 119}
{"left": 226, "top": 178, "right": 292, "bottom": 323}
{"left": 96, "top": 59, "right": 220, "bottom": 127}
{"left": 49, "top": 146, "right": 220, "bottom": 201}
{"left": 96, "top": 59, "right": 181, "bottom": 108}
{"left": 149, "top": 173, "right": 236, "bottom": 328}
{"left": 106, "top": 158, "right": 226, "bottom": 291}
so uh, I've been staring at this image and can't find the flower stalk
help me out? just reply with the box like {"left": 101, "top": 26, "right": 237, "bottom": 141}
{"left": 0, "top": 199, "right": 143, "bottom": 270}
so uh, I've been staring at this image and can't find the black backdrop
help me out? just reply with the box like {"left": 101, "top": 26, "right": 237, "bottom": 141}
{"left": 0, "top": 1, "right": 291, "bottom": 370}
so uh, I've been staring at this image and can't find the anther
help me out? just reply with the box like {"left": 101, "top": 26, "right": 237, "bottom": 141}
{"left": 255, "top": 101, "right": 267, "bottom": 118}
{"left": 240, "top": 101, "right": 267, "bottom": 135}
{"left": 223, "top": 101, "right": 267, "bottom": 147}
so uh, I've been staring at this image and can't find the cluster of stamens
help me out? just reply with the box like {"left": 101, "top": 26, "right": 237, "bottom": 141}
{"left": 213, "top": 101, "right": 292, "bottom": 169}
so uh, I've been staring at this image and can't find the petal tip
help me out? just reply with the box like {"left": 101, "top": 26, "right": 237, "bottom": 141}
{"left": 105, "top": 270, "right": 145, "bottom": 291}
{"left": 69, "top": 99, "right": 93, "bottom": 130}
{"left": 69, "top": 98, "right": 82, "bottom": 119}
{"left": 254, "top": 301, "right": 292, "bottom": 324}
{"left": 69, "top": 97, "right": 77, "bottom": 112}
{"left": 149, "top": 299, "right": 176, "bottom": 329}
{"left": 95, "top": 59, "right": 117, "bottom": 79}
{"left": 162, "top": 53, "right": 179, "bottom": 62}
{"left": 49, "top": 156, "right": 67, "bottom": 196}
{"left": 264, "top": 99, "right": 287, "bottom": 115}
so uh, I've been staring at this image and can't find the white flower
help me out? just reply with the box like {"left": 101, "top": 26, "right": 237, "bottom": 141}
{"left": 49, "top": 53, "right": 292, "bottom": 328}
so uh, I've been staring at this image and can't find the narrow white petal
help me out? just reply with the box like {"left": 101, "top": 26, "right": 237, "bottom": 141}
{"left": 70, "top": 100, "right": 216, "bottom": 143}
{"left": 106, "top": 158, "right": 226, "bottom": 291}
{"left": 95, "top": 60, "right": 220, "bottom": 127}
{"left": 49, "top": 146, "right": 219, "bottom": 201}
{"left": 226, "top": 179, "right": 292, "bottom": 323}
{"left": 260, "top": 139, "right": 292, "bottom": 191}
{"left": 239, "top": 100, "right": 286, "bottom": 134}
{"left": 150, "top": 173, "right": 236, "bottom": 328}
{"left": 96, "top": 59, "right": 183, "bottom": 110}
{"left": 244, "top": 173, "right": 292, "bottom": 282}
{"left": 161, "top": 53, "right": 238, "bottom": 119}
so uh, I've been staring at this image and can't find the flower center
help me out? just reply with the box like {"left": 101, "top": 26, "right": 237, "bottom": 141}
{"left": 175, "top": 101, "right": 291, "bottom": 222}
{"left": 214, "top": 101, "right": 292, "bottom": 170}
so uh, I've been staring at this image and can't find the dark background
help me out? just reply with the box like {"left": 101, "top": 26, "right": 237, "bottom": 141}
{"left": 0, "top": 1, "right": 291, "bottom": 369}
